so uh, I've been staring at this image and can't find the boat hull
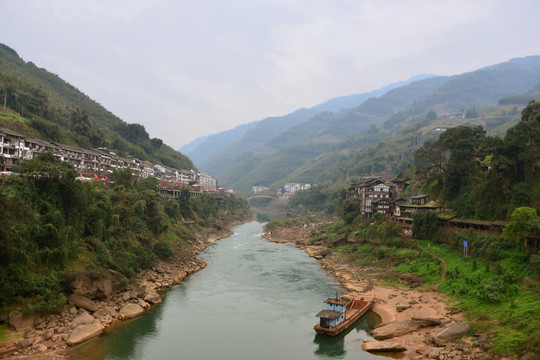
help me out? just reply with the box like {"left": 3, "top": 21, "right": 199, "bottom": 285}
{"left": 314, "top": 299, "right": 373, "bottom": 336}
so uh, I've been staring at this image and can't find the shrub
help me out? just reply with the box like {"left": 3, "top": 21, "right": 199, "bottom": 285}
{"left": 153, "top": 241, "right": 173, "bottom": 260}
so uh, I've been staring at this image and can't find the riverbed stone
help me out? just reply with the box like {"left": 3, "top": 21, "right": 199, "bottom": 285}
{"left": 68, "top": 294, "right": 99, "bottom": 312}
{"left": 361, "top": 341, "right": 407, "bottom": 352}
{"left": 371, "top": 320, "right": 424, "bottom": 340}
{"left": 16, "top": 337, "right": 36, "bottom": 349}
{"left": 396, "top": 303, "right": 411, "bottom": 312}
{"left": 103, "top": 305, "right": 117, "bottom": 317}
{"left": 144, "top": 292, "right": 162, "bottom": 305}
{"left": 73, "top": 312, "right": 95, "bottom": 325}
{"left": 34, "top": 343, "right": 48, "bottom": 352}
{"left": 71, "top": 270, "right": 112, "bottom": 299}
{"left": 136, "top": 282, "right": 155, "bottom": 298}
{"left": 42, "top": 328, "right": 55, "bottom": 340}
{"left": 8, "top": 310, "right": 37, "bottom": 332}
{"left": 433, "top": 322, "right": 470, "bottom": 346}
{"left": 412, "top": 317, "right": 443, "bottom": 327}
{"left": 119, "top": 303, "right": 145, "bottom": 319}
{"left": 66, "top": 323, "right": 104, "bottom": 346}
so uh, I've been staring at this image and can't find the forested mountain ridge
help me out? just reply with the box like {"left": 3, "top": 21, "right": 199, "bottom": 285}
{"left": 182, "top": 74, "right": 436, "bottom": 172}
{"left": 0, "top": 43, "right": 194, "bottom": 170}
{"left": 194, "top": 56, "right": 540, "bottom": 192}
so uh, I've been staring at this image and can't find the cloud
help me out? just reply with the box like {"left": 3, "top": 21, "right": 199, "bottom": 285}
{"left": 1, "top": 0, "right": 540, "bottom": 149}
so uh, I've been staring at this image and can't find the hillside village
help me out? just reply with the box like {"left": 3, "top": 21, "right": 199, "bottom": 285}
{"left": 346, "top": 175, "right": 508, "bottom": 233}
{"left": 0, "top": 126, "right": 218, "bottom": 192}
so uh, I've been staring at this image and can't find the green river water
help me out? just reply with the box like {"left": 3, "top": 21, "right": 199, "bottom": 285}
{"left": 69, "top": 221, "right": 385, "bottom": 360}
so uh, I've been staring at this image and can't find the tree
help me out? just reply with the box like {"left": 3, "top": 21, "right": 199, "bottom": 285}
{"left": 503, "top": 207, "right": 540, "bottom": 250}
{"left": 412, "top": 211, "right": 439, "bottom": 239}
{"left": 112, "top": 167, "right": 135, "bottom": 188}
{"left": 426, "top": 110, "right": 437, "bottom": 120}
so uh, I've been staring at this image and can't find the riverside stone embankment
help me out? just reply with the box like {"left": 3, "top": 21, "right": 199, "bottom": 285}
{"left": 0, "top": 214, "right": 254, "bottom": 360}
{"left": 264, "top": 223, "right": 496, "bottom": 360}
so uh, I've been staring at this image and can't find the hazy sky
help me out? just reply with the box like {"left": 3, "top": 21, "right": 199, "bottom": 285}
{"left": 2, "top": 0, "right": 540, "bottom": 148}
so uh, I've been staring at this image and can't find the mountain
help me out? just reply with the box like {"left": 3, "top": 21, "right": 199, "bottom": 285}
{"left": 0, "top": 43, "right": 194, "bottom": 170}
{"left": 189, "top": 74, "right": 436, "bottom": 176}
{"left": 194, "top": 55, "right": 540, "bottom": 192}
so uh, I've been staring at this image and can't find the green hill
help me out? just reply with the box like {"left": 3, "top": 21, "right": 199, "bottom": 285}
{"left": 197, "top": 56, "right": 540, "bottom": 193}
{"left": 0, "top": 43, "right": 194, "bottom": 170}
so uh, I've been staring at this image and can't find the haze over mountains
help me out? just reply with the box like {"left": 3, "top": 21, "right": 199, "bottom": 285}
{"left": 183, "top": 56, "right": 540, "bottom": 192}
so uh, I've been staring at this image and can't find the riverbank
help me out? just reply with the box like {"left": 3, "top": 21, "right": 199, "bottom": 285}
{"left": 264, "top": 223, "right": 495, "bottom": 360}
{"left": 0, "top": 213, "right": 255, "bottom": 360}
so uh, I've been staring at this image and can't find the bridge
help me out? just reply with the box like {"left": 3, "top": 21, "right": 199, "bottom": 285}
{"left": 245, "top": 195, "right": 277, "bottom": 200}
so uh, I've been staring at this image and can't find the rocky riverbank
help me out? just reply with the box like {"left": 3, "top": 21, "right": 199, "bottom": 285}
{"left": 264, "top": 223, "right": 498, "bottom": 360}
{"left": 0, "top": 214, "right": 254, "bottom": 360}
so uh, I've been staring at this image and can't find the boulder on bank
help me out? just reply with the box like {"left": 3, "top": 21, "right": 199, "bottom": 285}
{"left": 144, "top": 292, "right": 162, "bottom": 305}
{"left": 8, "top": 310, "right": 37, "bottom": 332}
{"left": 73, "top": 312, "right": 95, "bottom": 325}
{"left": 136, "top": 282, "right": 155, "bottom": 298}
{"left": 412, "top": 317, "right": 442, "bottom": 327}
{"left": 71, "top": 270, "right": 112, "bottom": 299}
{"left": 433, "top": 322, "right": 470, "bottom": 345}
{"left": 67, "top": 322, "right": 104, "bottom": 345}
{"left": 361, "top": 341, "right": 407, "bottom": 352}
{"left": 371, "top": 320, "right": 423, "bottom": 340}
{"left": 119, "top": 303, "right": 144, "bottom": 319}
{"left": 68, "top": 294, "right": 99, "bottom": 312}
{"left": 396, "top": 303, "right": 411, "bottom": 312}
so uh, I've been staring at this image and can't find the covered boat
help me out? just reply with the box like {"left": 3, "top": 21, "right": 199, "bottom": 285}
{"left": 314, "top": 296, "right": 374, "bottom": 336}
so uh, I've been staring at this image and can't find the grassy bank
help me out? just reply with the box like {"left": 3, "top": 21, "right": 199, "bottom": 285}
{"left": 279, "top": 217, "right": 540, "bottom": 357}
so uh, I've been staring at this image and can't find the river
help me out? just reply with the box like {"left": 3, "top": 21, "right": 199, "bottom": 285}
{"left": 70, "top": 221, "right": 383, "bottom": 360}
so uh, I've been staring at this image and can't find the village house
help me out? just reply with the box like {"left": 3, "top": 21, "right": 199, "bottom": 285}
{"left": 347, "top": 177, "right": 394, "bottom": 219}
{"left": 0, "top": 127, "right": 218, "bottom": 194}
{"left": 251, "top": 185, "right": 268, "bottom": 193}
{"left": 392, "top": 194, "right": 444, "bottom": 226}
{"left": 283, "top": 183, "right": 311, "bottom": 192}
{"left": 0, "top": 126, "right": 26, "bottom": 170}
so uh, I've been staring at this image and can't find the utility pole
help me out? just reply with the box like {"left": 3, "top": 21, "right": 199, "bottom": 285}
{"left": 3, "top": 92, "right": 6, "bottom": 111}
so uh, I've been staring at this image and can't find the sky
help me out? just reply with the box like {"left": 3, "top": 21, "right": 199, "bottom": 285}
{"left": 2, "top": 0, "right": 540, "bottom": 149}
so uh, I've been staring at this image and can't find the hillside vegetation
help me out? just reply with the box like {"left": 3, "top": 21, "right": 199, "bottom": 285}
{"left": 0, "top": 154, "right": 250, "bottom": 313}
{"left": 271, "top": 101, "right": 540, "bottom": 355}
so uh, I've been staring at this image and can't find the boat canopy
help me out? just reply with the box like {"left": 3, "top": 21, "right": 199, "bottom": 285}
{"left": 315, "top": 310, "right": 342, "bottom": 320}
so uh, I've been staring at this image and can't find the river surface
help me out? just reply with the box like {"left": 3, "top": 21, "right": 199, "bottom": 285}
{"left": 70, "top": 221, "right": 383, "bottom": 360}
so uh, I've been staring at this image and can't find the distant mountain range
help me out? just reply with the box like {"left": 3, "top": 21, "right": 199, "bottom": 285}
{"left": 183, "top": 56, "right": 540, "bottom": 192}
{"left": 180, "top": 73, "right": 435, "bottom": 166}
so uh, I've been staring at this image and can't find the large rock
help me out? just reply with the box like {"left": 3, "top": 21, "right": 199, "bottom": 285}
{"left": 136, "top": 282, "right": 155, "bottom": 298}
{"left": 8, "top": 310, "right": 37, "bottom": 332}
{"left": 71, "top": 271, "right": 112, "bottom": 299}
{"left": 396, "top": 303, "right": 411, "bottom": 312}
{"left": 73, "top": 312, "right": 95, "bottom": 325}
{"left": 119, "top": 303, "right": 144, "bottom": 319}
{"left": 412, "top": 317, "right": 442, "bottom": 327}
{"left": 433, "top": 322, "right": 470, "bottom": 345}
{"left": 68, "top": 294, "right": 99, "bottom": 312}
{"left": 371, "top": 320, "right": 424, "bottom": 340}
{"left": 144, "top": 292, "right": 162, "bottom": 305}
{"left": 361, "top": 341, "right": 408, "bottom": 352}
{"left": 66, "top": 323, "right": 104, "bottom": 345}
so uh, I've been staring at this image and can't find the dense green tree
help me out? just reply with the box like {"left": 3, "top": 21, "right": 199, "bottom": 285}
{"left": 503, "top": 207, "right": 540, "bottom": 250}
{"left": 426, "top": 110, "right": 437, "bottom": 120}
{"left": 411, "top": 211, "right": 439, "bottom": 239}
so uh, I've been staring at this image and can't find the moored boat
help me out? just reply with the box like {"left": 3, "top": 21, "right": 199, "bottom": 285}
{"left": 314, "top": 295, "right": 374, "bottom": 336}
